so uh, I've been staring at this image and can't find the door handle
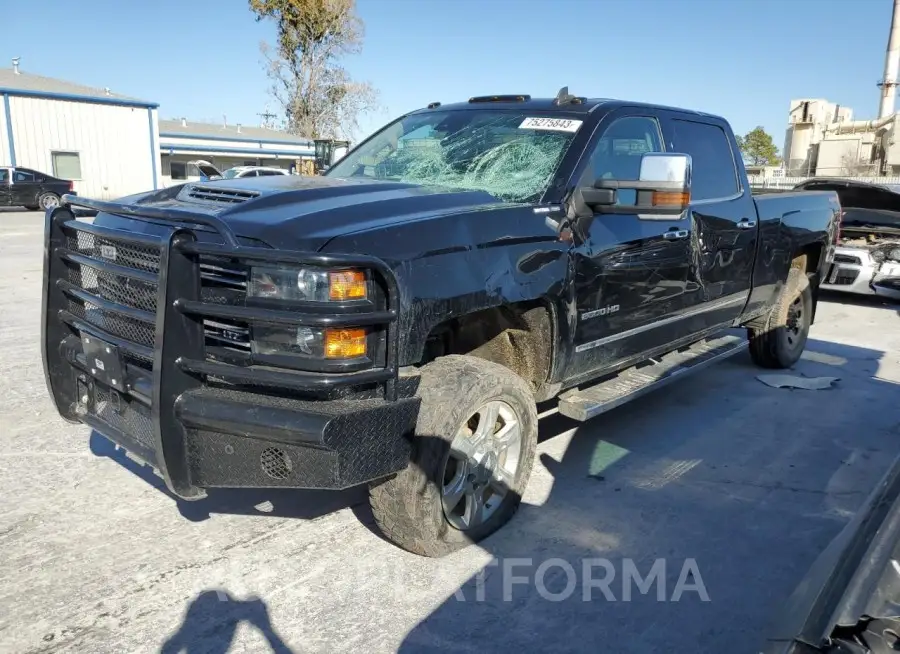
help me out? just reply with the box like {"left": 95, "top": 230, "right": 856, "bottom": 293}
{"left": 663, "top": 229, "right": 689, "bottom": 240}
{"left": 737, "top": 219, "right": 757, "bottom": 229}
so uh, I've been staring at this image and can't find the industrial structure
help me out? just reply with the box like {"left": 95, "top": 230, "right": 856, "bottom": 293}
{"left": 0, "top": 60, "right": 315, "bottom": 199}
{"left": 781, "top": 0, "right": 900, "bottom": 178}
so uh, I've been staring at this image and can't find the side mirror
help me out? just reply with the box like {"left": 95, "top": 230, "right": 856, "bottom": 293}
{"left": 582, "top": 152, "right": 692, "bottom": 218}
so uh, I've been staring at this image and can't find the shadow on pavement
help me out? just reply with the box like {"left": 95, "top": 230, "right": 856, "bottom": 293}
{"left": 398, "top": 337, "right": 899, "bottom": 654}
{"left": 160, "top": 590, "right": 294, "bottom": 654}
{"left": 820, "top": 289, "right": 899, "bottom": 312}
{"left": 89, "top": 431, "right": 367, "bottom": 523}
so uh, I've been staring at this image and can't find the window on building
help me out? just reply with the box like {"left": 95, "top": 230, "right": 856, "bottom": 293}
{"left": 170, "top": 162, "right": 187, "bottom": 180}
{"left": 51, "top": 152, "right": 82, "bottom": 180}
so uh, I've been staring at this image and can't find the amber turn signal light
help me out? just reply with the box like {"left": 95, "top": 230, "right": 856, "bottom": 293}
{"left": 329, "top": 270, "right": 367, "bottom": 301}
{"left": 651, "top": 191, "right": 690, "bottom": 207}
{"left": 324, "top": 327, "right": 367, "bottom": 359}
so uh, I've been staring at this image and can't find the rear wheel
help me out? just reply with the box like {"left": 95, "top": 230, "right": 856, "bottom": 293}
{"left": 38, "top": 192, "right": 60, "bottom": 210}
{"left": 369, "top": 355, "right": 538, "bottom": 557}
{"left": 747, "top": 267, "right": 812, "bottom": 369}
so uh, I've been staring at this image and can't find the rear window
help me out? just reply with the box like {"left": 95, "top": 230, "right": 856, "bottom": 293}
{"left": 671, "top": 120, "right": 739, "bottom": 201}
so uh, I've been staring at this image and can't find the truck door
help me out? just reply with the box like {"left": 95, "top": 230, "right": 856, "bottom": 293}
{"left": 660, "top": 115, "right": 758, "bottom": 330}
{"left": 566, "top": 110, "right": 697, "bottom": 381}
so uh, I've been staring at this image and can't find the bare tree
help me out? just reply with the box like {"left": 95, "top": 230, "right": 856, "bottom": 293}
{"left": 839, "top": 151, "right": 877, "bottom": 177}
{"left": 250, "top": 0, "right": 380, "bottom": 140}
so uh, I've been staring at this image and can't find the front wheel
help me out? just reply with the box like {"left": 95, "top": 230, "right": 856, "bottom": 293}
{"left": 369, "top": 355, "right": 538, "bottom": 557}
{"left": 747, "top": 267, "right": 812, "bottom": 369}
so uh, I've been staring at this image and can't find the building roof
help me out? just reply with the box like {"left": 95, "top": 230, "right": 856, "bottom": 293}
{"left": 0, "top": 67, "right": 157, "bottom": 108}
{"left": 158, "top": 119, "right": 312, "bottom": 145}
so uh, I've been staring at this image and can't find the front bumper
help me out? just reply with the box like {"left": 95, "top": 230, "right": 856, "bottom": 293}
{"left": 42, "top": 197, "right": 418, "bottom": 498}
{"left": 821, "top": 246, "right": 900, "bottom": 300}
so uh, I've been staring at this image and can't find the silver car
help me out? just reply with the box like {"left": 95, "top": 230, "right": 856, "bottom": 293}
{"left": 794, "top": 178, "right": 900, "bottom": 300}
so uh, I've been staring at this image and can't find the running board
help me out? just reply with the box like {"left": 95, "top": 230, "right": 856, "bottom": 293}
{"left": 557, "top": 334, "right": 748, "bottom": 422}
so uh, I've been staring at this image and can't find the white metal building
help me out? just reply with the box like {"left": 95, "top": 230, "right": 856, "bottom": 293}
{"left": 1, "top": 60, "right": 317, "bottom": 200}
{"left": 0, "top": 62, "right": 160, "bottom": 200}
{"left": 158, "top": 118, "right": 314, "bottom": 187}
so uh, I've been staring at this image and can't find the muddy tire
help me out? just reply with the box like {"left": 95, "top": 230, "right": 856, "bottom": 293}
{"left": 369, "top": 355, "right": 538, "bottom": 557}
{"left": 747, "top": 267, "right": 812, "bottom": 369}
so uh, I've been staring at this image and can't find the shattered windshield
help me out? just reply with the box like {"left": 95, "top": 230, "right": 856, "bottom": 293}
{"left": 326, "top": 110, "right": 582, "bottom": 203}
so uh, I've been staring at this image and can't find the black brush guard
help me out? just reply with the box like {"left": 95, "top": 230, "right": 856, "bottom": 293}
{"left": 41, "top": 196, "right": 419, "bottom": 499}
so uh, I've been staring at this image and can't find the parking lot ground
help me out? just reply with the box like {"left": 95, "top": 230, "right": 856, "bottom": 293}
{"left": 2, "top": 208, "right": 900, "bottom": 654}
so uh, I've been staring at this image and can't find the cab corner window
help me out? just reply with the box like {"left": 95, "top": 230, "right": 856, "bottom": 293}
{"left": 671, "top": 120, "right": 739, "bottom": 201}
{"left": 584, "top": 116, "right": 664, "bottom": 205}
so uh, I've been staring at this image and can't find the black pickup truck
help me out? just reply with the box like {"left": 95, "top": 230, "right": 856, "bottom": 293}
{"left": 41, "top": 89, "right": 840, "bottom": 556}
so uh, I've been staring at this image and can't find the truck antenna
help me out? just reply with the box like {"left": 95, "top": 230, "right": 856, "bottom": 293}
{"left": 554, "top": 86, "right": 582, "bottom": 105}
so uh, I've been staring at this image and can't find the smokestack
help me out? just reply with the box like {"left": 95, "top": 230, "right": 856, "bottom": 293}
{"left": 181, "top": 117, "right": 187, "bottom": 127}
{"left": 222, "top": 114, "right": 227, "bottom": 128}
{"left": 11, "top": 57, "right": 20, "bottom": 75}
{"left": 878, "top": 0, "right": 900, "bottom": 117}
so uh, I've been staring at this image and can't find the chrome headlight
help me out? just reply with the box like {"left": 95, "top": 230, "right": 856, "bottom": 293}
{"left": 248, "top": 266, "right": 368, "bottom": 302}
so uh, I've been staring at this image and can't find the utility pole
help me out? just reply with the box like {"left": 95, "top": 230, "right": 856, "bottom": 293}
{"left": 257, "top": 104, "right": 277, "bottom": 129}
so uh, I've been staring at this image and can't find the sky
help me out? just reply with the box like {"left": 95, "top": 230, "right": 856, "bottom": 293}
{"left": 4, "top": 0, "right": 897, "bottom": 151}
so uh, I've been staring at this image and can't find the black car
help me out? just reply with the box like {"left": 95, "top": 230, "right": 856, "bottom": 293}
{"left": 0, "top": 166, "right": 75, "bottom": 211}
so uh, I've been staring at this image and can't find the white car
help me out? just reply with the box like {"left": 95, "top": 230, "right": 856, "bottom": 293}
{"left": 795, "top": 178, "right": 900, "bottom": 301}
{"left": 221, "top": 166, "right": 289, "bottom": 179}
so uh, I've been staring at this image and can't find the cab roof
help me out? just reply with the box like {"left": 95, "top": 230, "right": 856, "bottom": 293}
{"left": 410, "top": 93, "right": 721, "bottom": 121}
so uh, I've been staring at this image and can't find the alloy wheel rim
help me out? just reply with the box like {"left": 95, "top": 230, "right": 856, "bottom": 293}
{"left": 785, "top": 295, "right": 804, "bottom": 348}
{"left": 441, "top": 400, "right": 523, "bottom": 531}
{"left": 42, "top": 195, "right": 59, "bottom": 209}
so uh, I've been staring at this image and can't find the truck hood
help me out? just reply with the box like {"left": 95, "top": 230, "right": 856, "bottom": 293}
{"left": 121, "top": 175, "right": 508, "bottom": 251}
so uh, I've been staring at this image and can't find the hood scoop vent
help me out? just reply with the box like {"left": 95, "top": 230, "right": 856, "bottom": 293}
{"left": 184, "top": 185, "right": 260, "bottom": 205}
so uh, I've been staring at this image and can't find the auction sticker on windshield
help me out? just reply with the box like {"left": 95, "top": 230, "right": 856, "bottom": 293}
{"left": 519, "top": 117, "right": 583, "bottom": 132}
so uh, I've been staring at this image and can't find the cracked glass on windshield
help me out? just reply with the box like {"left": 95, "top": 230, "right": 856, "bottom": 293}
{"left": 325, "top": 110, "right": 581, "bottom": 203}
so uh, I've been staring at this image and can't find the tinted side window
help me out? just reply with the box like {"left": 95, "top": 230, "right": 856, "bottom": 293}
{"left": 584, "top": 116, "right": 664, "bottom": 184}
{"left": 670, "top": 120, "right": 739, "bottom": 201}
{"left": 13, "top": 170, "right": 35, "bottom": 182}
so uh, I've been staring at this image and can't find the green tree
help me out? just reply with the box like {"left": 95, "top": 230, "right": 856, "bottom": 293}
{"left": 250, "top": 0, "right": 379, "bottom": 139}
{"left": 738, "top": 127, "right": 781, "bottom": 166}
